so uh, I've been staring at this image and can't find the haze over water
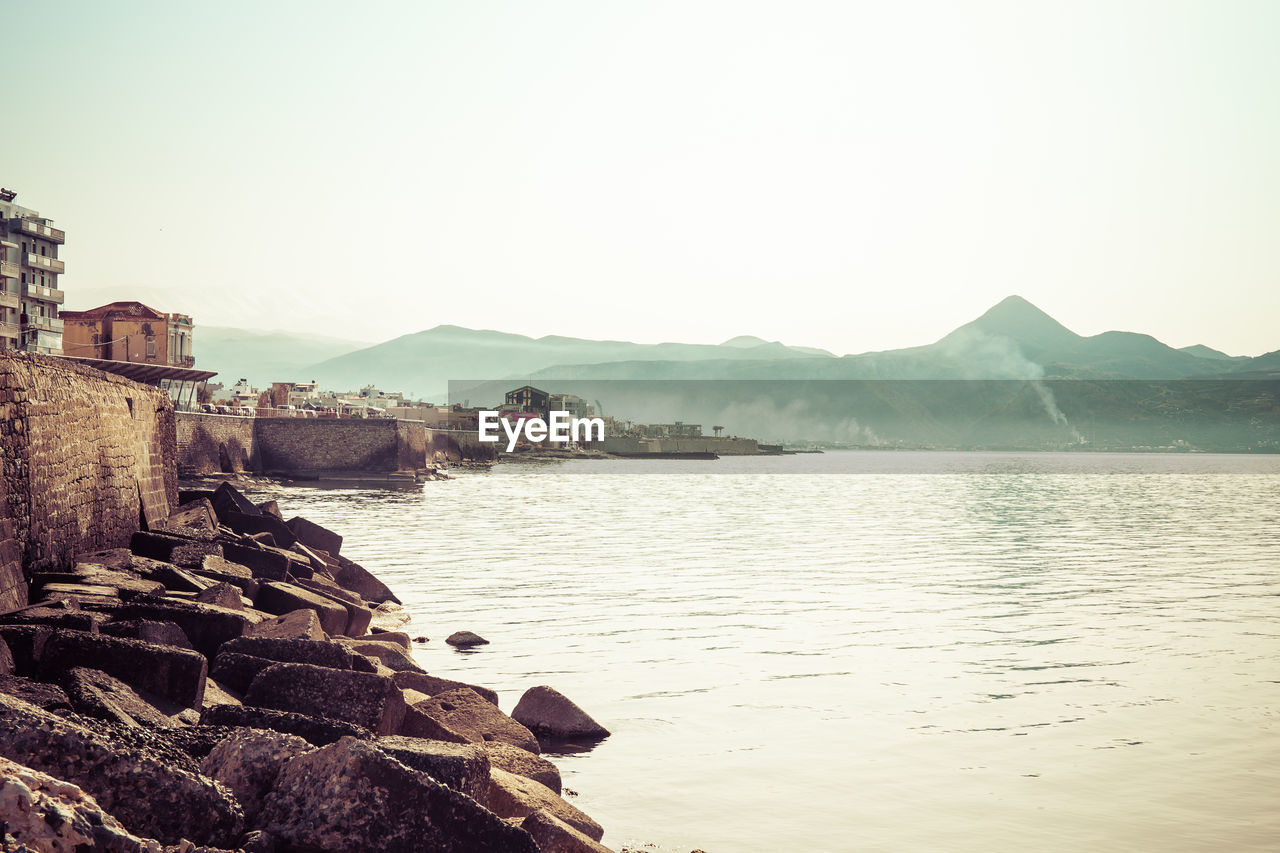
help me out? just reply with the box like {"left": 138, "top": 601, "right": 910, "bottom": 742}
{"left": 250, "top": 452, "right": 1280, "bottom": 852}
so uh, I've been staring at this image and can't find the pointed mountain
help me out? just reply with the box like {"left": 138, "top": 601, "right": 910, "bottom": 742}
{"left": 940, "top": 295, "right": 1081, "bottom": 356}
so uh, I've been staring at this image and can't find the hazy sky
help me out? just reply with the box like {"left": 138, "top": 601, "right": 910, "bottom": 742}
{"left": 7, "top": 1, "right": 1279, "bottom": 356}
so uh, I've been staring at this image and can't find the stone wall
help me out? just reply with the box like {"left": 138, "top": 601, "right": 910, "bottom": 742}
{"left": 598, "top": 436, "right": 760, "bottom": 455}
{"left": 0, "top": 352, "right": 177, "bottom": 610}
{"left": 175, "top": 413, "right": 258, "bottom": 475}
{"left": 254, "top": 419, "right": 428, "bottom": 475}
{"left": 425, "top": 428, "right": 499, "bottom": 463}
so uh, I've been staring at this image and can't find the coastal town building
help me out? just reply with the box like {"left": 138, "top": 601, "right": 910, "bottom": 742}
{"left": 504, "top": 385, "right": 550, "bottom": 413}
{"left": 60, "top": 301, "right": 195, "bottom": 368}
{"left": 387, "top": 402, "right": 481, "bottom": 430}
{"left": 0, "top": 188, "right": 66, "bottom": 355}
{"left": 547, "top": 393, "right": 594, "bottom": 419}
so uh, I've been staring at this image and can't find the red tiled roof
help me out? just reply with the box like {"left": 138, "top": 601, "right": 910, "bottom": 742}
{"left": 59, "top": 301, "right": 167, "bottom": 321}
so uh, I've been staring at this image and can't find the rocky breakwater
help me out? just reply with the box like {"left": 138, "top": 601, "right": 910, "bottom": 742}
{"left": 0, "top": 481, "right": 619, "bottom": 853}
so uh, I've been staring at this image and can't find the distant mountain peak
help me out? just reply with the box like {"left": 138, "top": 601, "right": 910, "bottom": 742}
{"left": 721, "top": 335, "right": 772, "bottom": 348}
{"left": 948, "top": 295, "right": 1081, "bottom": 349}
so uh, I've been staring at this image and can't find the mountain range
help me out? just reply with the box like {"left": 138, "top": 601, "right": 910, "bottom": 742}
{"left": 195, "top": 296, "right": 1279, "bottom": 396}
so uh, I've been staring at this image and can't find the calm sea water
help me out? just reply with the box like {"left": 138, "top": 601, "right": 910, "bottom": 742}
{"left": 242, "top": 452, "right": 1280, "bottom": 852}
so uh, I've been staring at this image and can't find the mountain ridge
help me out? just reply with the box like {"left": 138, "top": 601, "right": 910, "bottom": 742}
{"left": 191, "top": 296, "right": 1278, "bottom": 394}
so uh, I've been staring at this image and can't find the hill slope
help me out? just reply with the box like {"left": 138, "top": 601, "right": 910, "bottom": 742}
{"left": 196, "top": 327, "right": 373, "bottom": 387}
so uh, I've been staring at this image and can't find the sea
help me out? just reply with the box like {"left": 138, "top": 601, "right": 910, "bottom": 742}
{"left": 237, "top": 451, "right": 1280, "bottom": 853}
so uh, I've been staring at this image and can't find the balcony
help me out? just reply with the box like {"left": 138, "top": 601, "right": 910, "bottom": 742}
{"left": 14, "top": 218, "right": 65, "bottom": 244}
{"left": 23, "top": 315, "right": 64, "bottom": 334}
{"left": 0, "top": 261, "right": 16, "bottom": 279}
{"left": 24, "top": 253, "right": 64, "bottom": 274}
{"left": 22, "top": 283, "right": 64, "bottom": 304}
{"left": 0, "top": 292, "right": 18, "bottom": 311}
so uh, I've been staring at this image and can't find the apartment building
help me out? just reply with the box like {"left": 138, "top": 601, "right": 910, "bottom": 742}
{"left": 0, "top": 188, "right": 65, "bottom": 354}
{"left": 60, "top": 301, "right": 194, "bottom": 367}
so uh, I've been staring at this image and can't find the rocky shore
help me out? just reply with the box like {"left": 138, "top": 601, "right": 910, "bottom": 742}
{"left": 0, "top": 480, "right": 618, "bottom": 852}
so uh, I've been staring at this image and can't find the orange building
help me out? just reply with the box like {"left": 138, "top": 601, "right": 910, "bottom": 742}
{"left": 59, "top": 301, "right": 195, "bottom": 367}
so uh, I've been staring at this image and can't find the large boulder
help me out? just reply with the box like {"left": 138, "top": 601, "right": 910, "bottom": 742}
{"left": 247, "top": 609, "right": 325, "bottom": 641}
{"left": 522, "top": 809, "right": 617, "bottom": 853}
{"left": 201, "top": 704, "right": 372, "bottom": 747}
{"left": 0, "top": 693, "right": 243, "bottom": 846}
{"left": 221, "top": 510, "right": 298, "bottom": 549}
{"left": 211, "top": 481, "right": 260, "bottom": 521}
{"left": 60, "top": 667, "right": 179, "bottom": 729}
{"left": 482, "top": 741, "right": 563, "bottom": 794}
{"left": 361, "top": 631, "right": 410, "bottom": 650}
{"left": 254, "top": 582, "right": 349, "bottom": 636}
{"left": 37, "top": 630, "right": 208, "bottom": 710}
{"left": 512, "top": 686, "right": 610, "bottom": 741}
{"left": 210, "top": 652, "right": 277, "bottom": 695}
{"left": 391, "top": 670, "right": 499, "bottom": 706}
{"left": 285, "top": 516, "right": 342, "bottom": 556}
{"left": 0, "top": 755, "right": 165, "bottom": 853}
{"left": 151, "top": 498, "right": 218, "bottom": 534}
{"left": 221, "top": 542, "right": 291, "bottom": 581}
{"left": 195, "top": 581, "right": 246, "bottom": 610}
{"left": 397, "top": 694, "right": 472, "bottom": 744}
{"left": 200, "top": 728, "right": 314, "bottom": 824}
{"left": 34, "top": 568, "right": 166, "bottom": 599}
{"left": 97, "top": 599, "right": 260, "bottom": 660}
{"left": 335, "top": 638, "right": 422, "bottom": 673}
{"left": 260, "top": 736, "right": 539, "bottom": 853}
{"left": 332, "top": 558, "right": 400, "bottom": 605}
{"left": 100, "top": 619, "right": 195, "bottom": 650}
{"left": 0, "top": 605, "right": 105, "bottom": 632}
{"left": 409, "top": 688, "right": 540, "bottom": 753}
{"left": 218, "top": 636, "right": 354, "bottom": 670}
{"left": 0, "top": 674, "right": 72, "bottom": 714}
{"left": 129, "top": 530, "right": 224, "bottom": 569}
{"left": 289, "top": 580, "right": 373, "bottom": 637}
{"left": 376, "top": 735, "right": 490, "bottom": 801}
{"left": 486, "top": 768, "right": 604, "bottom": 841}
{"left": 243, "top": 662, "right": 405, "bottom": 735}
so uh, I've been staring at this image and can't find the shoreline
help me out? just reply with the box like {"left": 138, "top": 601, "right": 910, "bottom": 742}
{"left": 0, "top": 478, "right": 631, "bottom": 852}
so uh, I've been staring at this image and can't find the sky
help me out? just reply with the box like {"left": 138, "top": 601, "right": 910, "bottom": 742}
{"left": 5, "top": 1, "right": 1279, "bottom": 357}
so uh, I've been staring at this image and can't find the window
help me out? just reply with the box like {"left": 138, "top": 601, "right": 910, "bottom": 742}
{"left": 146, "top": 337, "right": 156, "bottom": 358}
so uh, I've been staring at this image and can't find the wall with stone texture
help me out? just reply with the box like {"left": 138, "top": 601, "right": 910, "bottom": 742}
{"left": 0, "top": 352, "right": 177, "bottom": 610}
{"left": 174, "top": 414, "right": 453, "bottom": 476}
{"left": 175, "top": 413, "right": 257, "bottom": 475}
{"left": 424, "top": 428, "right": 498, "bottom": 462}
{"left": 254, "top": 418, "right": 428, "bottom": 475}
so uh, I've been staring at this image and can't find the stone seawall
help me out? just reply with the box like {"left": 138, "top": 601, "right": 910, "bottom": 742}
{"left": 0, "top": 351, "right": 177, "bottom": 609}
{"left": 176, "top": 416, "right": 497, "bottom": 475}
{"left": 256, "top": 419, "right": 425, "bottom": 475}
{"left": 425, "top": 427, "right": 499, "bottom": 463}
{"left": 598, "top": 435, "right": 760, "bottom": 455}
{"left": 176, "top": 412, "right": 259, "bottom": 475}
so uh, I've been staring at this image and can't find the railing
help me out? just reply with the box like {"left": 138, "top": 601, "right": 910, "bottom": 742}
{"left": 22, "top": 283, "right": 64, "bottom": 304}
{"left": 24, "top": 253, "right": 64, "bottom": 274}
{"left": 15, "top": 219, "right": 65, "bottom": 244}
{"left": 23, "top": 315, "right": 63, "bottom": 333}
{"left": 0, "top": 261, "right": 17, "bottom": 279}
